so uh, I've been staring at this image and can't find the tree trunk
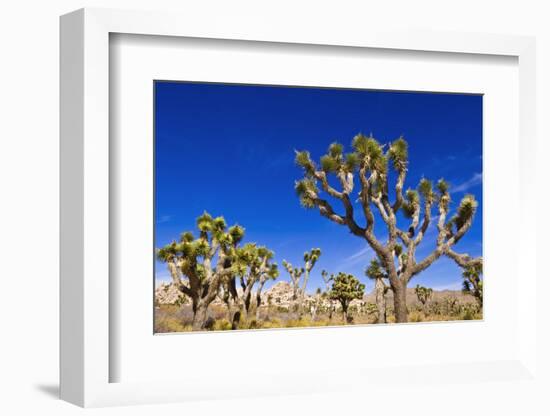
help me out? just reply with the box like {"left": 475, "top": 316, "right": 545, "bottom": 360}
{"left": 393, "top": 281, "right": 408, "bottom": 323}
{"left": 375, "top": 278, "right": 387, "bottom": 324}
{"left": 226, "top": 299, "right": 241, "bottom": 328}
{"left": 192, "top": 302, "right": 209, "bottom": 331}
{"left": 297, "top": 289, "right": 306, "bottom": 318}
{"left": 255, "top": 281, "right": 266, "bottom": 321}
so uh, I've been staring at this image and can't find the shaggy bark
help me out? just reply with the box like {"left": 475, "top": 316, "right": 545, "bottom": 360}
{"left": 374, "top": 278, "right": 387, "bottom": 324}
{"left": 254, "top": 279, "right": 267, "bottom": 321}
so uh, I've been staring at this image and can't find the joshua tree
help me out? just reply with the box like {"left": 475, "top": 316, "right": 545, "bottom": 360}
{"left": 415, "top": 285, "right": 433, "bottom": 310}
{"left": 282, "top": 248, "right": 321, "bottom": 316}
{"left": 299, "top": 248, "right": 321, "bottom": 315}
{"left": 365, "top": 302, "right": 378, "bottom": 319}
{"left": 461, "top": 261, "right": 483, "bottom": 309}
{"left": 282, "top": 261, "right": 304, "bottom": 311}
{"left": 329, "top": 272, "right": 365, "bottom": 323}
{"left": 254, "top": 259, "right": 279, "bottom": 321}
{"left": 294, "top": 135, "right": 481, "bottom": 322}
{"left": 365, "top": 259, "right": 390, "bottom": 323}
{"left": 321, "top": 270, "right": 335, "bottom": 319}
{"left": 310, "top": 287, "right": 323, "bottom": 320}
{"left": 156, "top": 212, "right": 244, "bottom": 330}
{"left": 233, "top": 243, "right": 278, "bottom": 322}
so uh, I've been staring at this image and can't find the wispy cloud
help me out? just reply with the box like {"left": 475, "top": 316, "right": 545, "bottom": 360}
{"left": 157, "top": 214, "right": 174, "bottom": 224}
{"left": 344, "top": 246, "right": 372, "bottom": 262}
{"left": 337, "top": 246, "right": 373, "bottom": 270}
{"left": 451, "top": 172, "right": 482, "bottom": 194}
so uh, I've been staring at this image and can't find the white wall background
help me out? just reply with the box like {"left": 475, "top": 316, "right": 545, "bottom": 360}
{"left": 0, "top": 1, "right": 548, "bottom": 414}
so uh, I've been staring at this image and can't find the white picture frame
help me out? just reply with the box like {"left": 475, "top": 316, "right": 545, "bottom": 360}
{"left": 60, "top": 8, "right": 538, "bottom": 408}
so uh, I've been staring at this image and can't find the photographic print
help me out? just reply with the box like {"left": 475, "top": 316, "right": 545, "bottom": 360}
{"left": 154, "top": 82, "right": 483, "bottom": 333}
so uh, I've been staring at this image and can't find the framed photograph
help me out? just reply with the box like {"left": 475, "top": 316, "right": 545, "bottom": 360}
{"left": 60, "top": 8, "right": 538, "bottom": 408}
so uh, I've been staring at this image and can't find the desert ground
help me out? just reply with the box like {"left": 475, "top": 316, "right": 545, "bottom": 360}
{"left": 154, "top": 281, "right": 482, "bottom": 333}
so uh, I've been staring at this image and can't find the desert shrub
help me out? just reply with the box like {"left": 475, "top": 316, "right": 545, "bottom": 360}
{"left": 261, "top": 318, "right": 284, "bottom": 329}
{"left": 283, "top": 318, "right": 330, "bottom": 328}
{"left": 408, "top": 311, "right": 425, "bottom": 322}
{"left": 212, "top": 319, "right": 232, "bottom": 331}
{"left": 155, "top": 316, "right": 191, "bottom": 333}
{"left": 461, "top": 310, "right": 474, "bottom": 320}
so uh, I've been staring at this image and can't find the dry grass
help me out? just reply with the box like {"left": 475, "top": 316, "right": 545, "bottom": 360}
{"left": 154, "top": 300, "right": 482, "bottom": 333}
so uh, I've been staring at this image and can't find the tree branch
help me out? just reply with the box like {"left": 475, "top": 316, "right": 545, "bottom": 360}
{"left": 358, "top": 165, "right": 375, "bottom": 231}
{"left": 392, "top": 169, "right": 407, "bottom": 212}
{"left": 305, "top": 178, "right": 366, "bottom": 237}
{"left": 446, "top": 249, "right": 483, "bottom": 268}
{"left": 414, "top": 199, "right": 433, "bottom": 246}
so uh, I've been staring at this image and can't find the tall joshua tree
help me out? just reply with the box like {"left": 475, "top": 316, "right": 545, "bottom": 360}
{"left": 253, "top": 251, "right": 279, "bottom": 321}
{"left": 295, "top": 135, "right": 480, "bottom": 322}
{"left": 282, "top": 248, "right": 321, "bottom": 316}
{"left": 299, "top": 248, "right": 321, "bottom": 315}
{"left": 329, "top": 272, "right": 365, "bottom": 323}
{"left": 156, "top": 212, "right": 244, "bottom": 330}
{"left": 233, "top": 243, "right": 279, "bottom": 322}
{"left": 282, "top": 261, "right": 303, "bottom": 311}
{"left": 365, "top": 259, "right": 389, "bottom": 324}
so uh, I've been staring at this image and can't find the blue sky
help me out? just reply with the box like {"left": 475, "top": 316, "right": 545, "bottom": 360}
{"left": 154, "top": 82, "right": 482, "bottom": 294}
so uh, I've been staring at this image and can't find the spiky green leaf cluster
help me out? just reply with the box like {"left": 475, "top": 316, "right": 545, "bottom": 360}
{"left": 436, "top": 178, "right": 449, "bottom": 194}
{"left": 365, "top": 259, "right": 386, "bottom": 280}
{"left": 320, "top": 154, "right": 340, "bottom": 173}
{"left": 180, "top": 231, "right": 194, "bottom": 243}
{"left": 453, "top": 195, "right": 477, "bottom": 231}
{"left": 295, "top": 179, "right": 319, "bottom": 208}
{"left": 233, "top": 243, "right": 277, "bottom": 280}
{"left": 418, "top": 178, "right": 435, "bottom": 203}
{"left": 267, "top": 263, "right": 279, "bottom": 279}
{"left": 157, "top": 211, "right": 246, "bottom": 276}
{"left": 304, "top": 247, "right": 321, "bottom": 262}
{"left": 328, "top": 142, "right": 343, "bottom": 158}
{"left": 295, "top": 150, "right": 316, "bottom": 177}
{"left": 352, "top": 134, "right": 387, "bottom": 173}
{"left": 463, "top": 261, "right": 482, "bottom": 279}
{"left": 401, "top": 189, "right": 419, "bottom": 218}
{"left": 156, "top": 243, "right": 177, "bottom": 262}
{"left": 345, "top": 152, "right": 360, "bottom": 172}
{"left": 388, "top": 137, "right": 408, "bottom": 171}
{"left": 228, "top": 225, "right": 245, "bottom": 245}
{"left": 319, "top": 142, "right": 357, "bottom": 174}
{"left": 196, "top": 211, "right": 214, "bottom": 232}
{"left": 435, "top": 178, "right": 451, "bottom": 210}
